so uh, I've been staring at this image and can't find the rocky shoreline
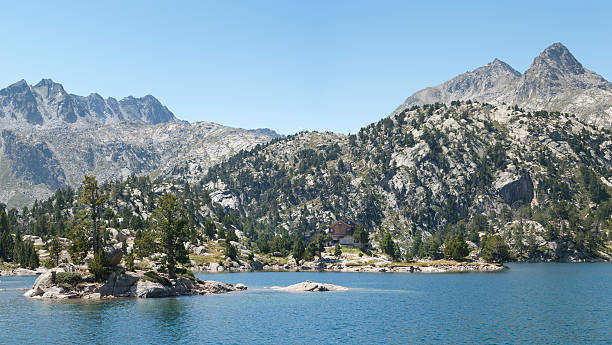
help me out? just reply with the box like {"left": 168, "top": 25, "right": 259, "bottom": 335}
{"left": 192, "top": 258, "right": 508, "bottom": 274}
{"left": 23, "top": 268, "right": 247, "bottom": 300}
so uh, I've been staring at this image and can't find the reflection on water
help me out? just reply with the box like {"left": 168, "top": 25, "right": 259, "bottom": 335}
{"left": 0, "top": 263, "right": 610, "bottom": 344}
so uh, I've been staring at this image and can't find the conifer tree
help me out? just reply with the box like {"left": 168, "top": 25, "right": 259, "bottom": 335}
{"left": 333, "top": 243, "right": 342, "bottom": 257}
{"left": 49, "top": 236, "right": 62, "bottom": 266}
{"left": 80, "top": 175, "right": 106, "bottom": 255}
{"left": 292, "top": 237, "right": 306, "bottom": 264}
{"left": 153, "top": 193, "right": 189, "bottom": 279}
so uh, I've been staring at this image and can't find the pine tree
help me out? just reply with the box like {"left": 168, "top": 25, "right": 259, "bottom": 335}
{"left": 333, "top": 243, "right": 342, "bottom": 257}
{"left": 28, "top": 246, "right": 40, "bottom": 269}
{"left": 482, "top": 235, "right": 510, "bottom": 264}
{"left": 68, "top": 224, "right": 89, "bottom": 264}
{"left": 153, "top": 193, "right": 189, "bottom": 279}
{"left": 0, "top": 208, "right": 13, "bottom": 261}
{"left": 381, "top": 232, "right": 395, "bottom": 259}
{"left": 225, "top": 239, "right": 238, "bottom": 262}
{"left": 444, "top": 232, "right": 469, "bottom": 260}
{"left": 80, "top": 176, "right": 106, "bottom": 255}
{"left": 292, "top": 237, "right": 306, "bottom": 264}
{"left": 353, "top": 226, "right": 369, "bottom": 250}
{"left": 49, "top": 236, "right": 62, "bottom": 266}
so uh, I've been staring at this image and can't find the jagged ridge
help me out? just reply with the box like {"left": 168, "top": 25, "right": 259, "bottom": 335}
{"left": 0, "top": 79, "right": 177, "bottom": 129}
{"left": 398, "top": 43, "right": 612, "bottom": 127}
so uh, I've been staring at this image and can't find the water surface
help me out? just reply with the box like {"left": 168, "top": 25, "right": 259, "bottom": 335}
{"left": 0, "top": 263, "right": 610, "bottom": 344}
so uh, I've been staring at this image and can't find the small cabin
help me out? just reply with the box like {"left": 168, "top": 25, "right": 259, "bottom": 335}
{"left": 327, "top": 218, "right": 363, "bottom": 248}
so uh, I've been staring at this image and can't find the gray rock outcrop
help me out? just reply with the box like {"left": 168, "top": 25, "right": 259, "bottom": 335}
{"left": 250, "top": 259, "right": 264, "bottom": 271}
{"left": 272, "top": 281, "right": 348, "bottom": 292}
{"left": 24, "top": 270, "right": 244, "bottom": 300}
{"left": 103, "top": 245, "right": 124, "bottom": 266}
{"left": 496, "top": 172, "right": 534, "bottom": 207}
{"left": 0, "top": 80, "right": 276, "bottom": 208}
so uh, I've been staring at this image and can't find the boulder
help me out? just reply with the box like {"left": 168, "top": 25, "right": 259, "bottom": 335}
{"left": 273, "top": 280, "right": 348, "bottom": 292}
{"left": 250, "top": 259, "right": 264, "bottom": 271}
{"left": 82, "top": 283, "right": 98, "bottom": 293}
{"left": 99, "top": 272, "right": 139, "bottom": 297}
{"left": 108, "top": 228, "right": 128, "bottom": 243}
{"left": 135, "top": 280, "right": 171, "bottom": 298}
{"left": 172, "top": 277, "right": 196, "bottom": 295}
{"left": 192, "top": 246, "right": 207, "bottom": 255}
{"left": 235, "top": 283, "right": 247, "bottom": 290}
{"left": 114, "top": 273, "right": 139, "bottom": 296}
{"left": 13, "top": 268, "right": 39, "bottom": 276}
{"left": 315, "top": 262, "right": 327, "bottom": 270}
{"left": 103, "top": 245, "right": 123, "bottom": 266}
{"left": 33, "top": 272, "right": 55, "bottom": 289}
{"left": 83, "top": 292, "right": 101, "bottom": 300}
{"left": 41, "top": 286, "right": 64, "bottom": 299}
{"left": 198, "top": 280, "right": 237, "bottom": 294}
{"left": 209, "top": 263, "right": 224, "bottom": 272}
{"left": 24, "top": 286, "right": 44, "bottom": 297}
{"left": 58, "top": 262, "right": 77, "bottom": 273}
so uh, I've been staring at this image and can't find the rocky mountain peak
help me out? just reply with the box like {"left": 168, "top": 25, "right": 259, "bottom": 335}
{"left": 488, "top": 58, "right": 521, "bottom": 75}
{"left": 525, "top": 42, "right": 585, "bottom": 78}
{"left": 397, "top": 43, "right": 612, "bottom": 127}
{"left": 0, "top": 79, "right": 178, "bottom": 129}
{"left": 32, "top": 78, "right": 68, "bottom": 100}
{"left": 4, "top": 79, "right": 29, "bottom": 92}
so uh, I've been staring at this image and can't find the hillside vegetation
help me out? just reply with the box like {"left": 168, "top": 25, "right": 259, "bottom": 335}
{"left": 2, "top": 101, "right": 612, "bottom": 268}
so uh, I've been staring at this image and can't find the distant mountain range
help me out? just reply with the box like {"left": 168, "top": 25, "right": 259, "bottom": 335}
{"left": 396, "top": 43, "right": 612, "bottom": 127}
{"left": 0, "top": 79, "right": 177, "bottom": 130}
{"left": 0, "top": 80, "right": 277, "bottom": 208}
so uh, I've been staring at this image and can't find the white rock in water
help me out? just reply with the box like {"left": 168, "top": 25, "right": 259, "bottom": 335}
{"left": 272, "top": 280, "right": 348, "bottom": 292}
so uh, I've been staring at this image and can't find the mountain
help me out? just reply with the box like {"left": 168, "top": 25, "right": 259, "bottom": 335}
{"left": 7, "top": 103, "right": 612, "bottom": 263}
{"left": 195, "top": 101, "right": 612, "bottom": 261}
{"left": 0, "top": 80, "right": 276, "bottom": 208}
{"left": 0, "top": 79, "right": 177, "bottom": 130}
{"left": 249, "top": 128, "right": 284, "bottom": 139}
{"left": 398, "top": 43, "right": 612, "bottom": 127}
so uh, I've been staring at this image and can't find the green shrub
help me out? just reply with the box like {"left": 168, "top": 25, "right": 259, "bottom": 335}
{"left": 42, "top": 259, "right": 55, "bottom": 269}
{"left": 177, "top": 268, "right": 196, "bottom": 280}
{"left": 88, "top": 251, "right": 109, "bottom": 281}
{"left": 142, "top": 271, "right": 171, "bottom": 286}
{"left": 55, "top": 272, "right": 83, "bottom": 286}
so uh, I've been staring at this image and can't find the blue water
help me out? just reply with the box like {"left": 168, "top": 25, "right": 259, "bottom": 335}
{"left": 0, "top": 263, "right": 610, "bottom": 344}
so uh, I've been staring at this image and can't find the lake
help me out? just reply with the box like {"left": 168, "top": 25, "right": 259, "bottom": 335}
{"left": 0, "top": 263, "right": 610, "bottom": 344}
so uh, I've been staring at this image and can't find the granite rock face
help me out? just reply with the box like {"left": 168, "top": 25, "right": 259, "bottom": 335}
{"left": 0, "top": 79, "right": 176, "bottom": 130}
{"left": 0, "top": 80, "right": 275, "bottom": 208}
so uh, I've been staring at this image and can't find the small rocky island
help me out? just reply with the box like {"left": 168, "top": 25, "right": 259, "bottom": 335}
{"left": 24, "top": 245, "right": 246, "bottom": 300}
{"left": 24, "top": 269, "right": 245, "bottom": 300}
{"left": 272, "top": 281, "right": 348, "bottom": 292}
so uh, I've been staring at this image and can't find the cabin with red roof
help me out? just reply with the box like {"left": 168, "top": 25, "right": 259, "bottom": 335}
{"left": 326, "top": 218, "right": 363, "bottom": 248}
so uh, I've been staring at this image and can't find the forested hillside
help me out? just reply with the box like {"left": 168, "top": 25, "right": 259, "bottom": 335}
{"left": 202, "top": 101, "right": 612, "bottom": 261}
{"left": 2, "top": 101, "right": 612, "bottom": 267}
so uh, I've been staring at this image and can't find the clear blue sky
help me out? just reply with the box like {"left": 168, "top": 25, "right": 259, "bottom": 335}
{"left": 1, "top": 1, "right": 611, "bottom": 134}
